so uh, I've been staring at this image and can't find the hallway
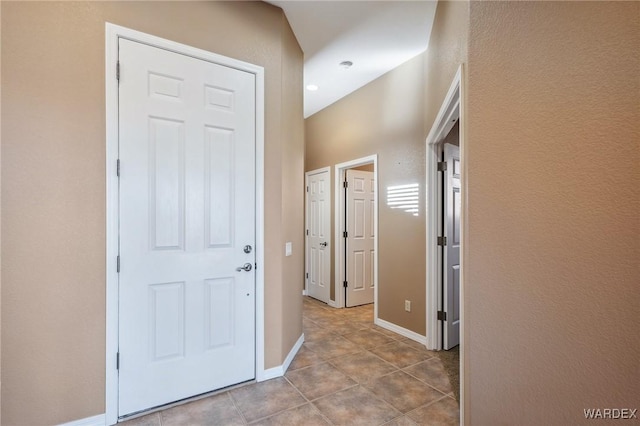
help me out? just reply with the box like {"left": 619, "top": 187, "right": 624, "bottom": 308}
{"left": 122, "top": 297, "right": 459, "bottom": 425}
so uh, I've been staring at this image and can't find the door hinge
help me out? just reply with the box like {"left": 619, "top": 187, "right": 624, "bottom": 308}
{"left": 437, "top": 236, "right": 447, "bottom": 246}
{"left": 306, "top": 229, "right": 309, "bottom": 236}
{"left": 254, "top": 263, "right": 257, "bottom": 270}
{"left": 437, "top": 311, "right": 447, "bottom": 321}
{"left": 117, "top": 255, "right": 120, "bottom": 273}
{"left": 343, "top": 231, "right": 348, "bottom": 238}
{"left": 306, "top": 186, "right": 309, "bottom": 192}
{"left": 116, "top": 352, "right": 120, "bottom": 370}
{"left": 343, "top": 181, "right": 348, "bottom": 188}
{"left": 306, "top": 272, "right": 309, "bottom": 279}
{"left": 116, "top": 61, "right": 120, "bottom": 81}
{"left": 116, "top": 159, "right": 120, "bottom": 177}
{"left": 343, "top": 281, "right": 348, "bottom": 288}
{"left": 437, "top": 161, "right": 447, "bottom": 172}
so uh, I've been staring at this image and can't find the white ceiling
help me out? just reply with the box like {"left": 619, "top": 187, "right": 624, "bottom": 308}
{"left": 267, "top": 1, "right": 438, "bottom": 118}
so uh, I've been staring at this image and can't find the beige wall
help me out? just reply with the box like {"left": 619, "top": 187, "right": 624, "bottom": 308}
{"left": 465, "top": 1, "right": 640, "bottom": 424}
{"left": 306, "top": 54, "right": 427, "bottom": 334}
{"left": 280, "top": 17, "right": 305, "bottom": 361}
{"left": 423, "top": 1, "right": 468, "bottom": 138}
{"left": 1, "top": 2, "right": 303, "bottom": 425}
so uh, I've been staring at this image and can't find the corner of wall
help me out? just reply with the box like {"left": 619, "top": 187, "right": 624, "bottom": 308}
{"left": 278, "top": 10, "right": 305, "bottom": 365}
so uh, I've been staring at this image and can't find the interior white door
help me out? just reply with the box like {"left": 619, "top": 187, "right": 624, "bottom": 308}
{"left": 443, "top": 143, "right": 460, "bottom": 349}
{"left": 118, "top": 38, "right": 256, "bottom": 416}
{"left": 306, "top": 169, "right": 331, "bottom": 303}
{"left": 345, "top": 169, "right": 375, "bottom": 307}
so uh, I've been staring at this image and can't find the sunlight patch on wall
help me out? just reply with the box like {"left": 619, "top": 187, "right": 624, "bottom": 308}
{"left": 386, "top": 183, "right": 419, "bottom": 216}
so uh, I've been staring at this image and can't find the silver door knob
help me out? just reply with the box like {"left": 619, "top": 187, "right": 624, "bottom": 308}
{"left": 236, "top": 263, "right": 253, "bottom": 272}
{"left": 320, "top": 242, "right": 328, "bottom": 247}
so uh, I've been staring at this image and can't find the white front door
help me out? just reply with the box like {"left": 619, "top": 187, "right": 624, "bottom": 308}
{"left": 118, "top": 38, "right": 256, "bottom": 416}
{"left": 443, "top": 143, "right": 460, "bottom": 349}
{"left": 306, "top": 169, "right": 331, "bottom": 303}
{"left": 345, "top": 169, "right": 375, "bottom": 307}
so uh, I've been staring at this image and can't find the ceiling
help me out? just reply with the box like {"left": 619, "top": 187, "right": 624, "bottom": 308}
{"left": 267, "top": 1, "right": 438, "bottom": 118}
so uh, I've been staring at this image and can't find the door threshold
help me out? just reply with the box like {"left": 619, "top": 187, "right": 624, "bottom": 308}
{"left": 118, "top": 378, "right": 256, "bottom": 422}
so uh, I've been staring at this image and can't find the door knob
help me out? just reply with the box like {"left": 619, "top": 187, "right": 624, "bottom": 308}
{"left": 243, "top": 245, "right": 252, "bottom": 254}
{"left": 236, "top": 263, "right": 253, "bottom": 272}
{"left": 320, "top": 242, "right": 328, "bottom": 247}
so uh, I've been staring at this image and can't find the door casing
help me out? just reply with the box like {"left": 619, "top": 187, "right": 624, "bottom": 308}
{"left": 105, "top": 23, "right": 266, "bottom": 424}
{"left": 333, "top": 155, "right": 378, "bottom": 312}
{"left": 425, "top": 64, "right": 465, "bottom": 423}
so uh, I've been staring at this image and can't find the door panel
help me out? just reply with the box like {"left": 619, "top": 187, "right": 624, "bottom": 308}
{"left": 443, "top": 143, "right": 460, "bottom": 349}
{"left": 306, "top": 169, "right": 331, "bottom": 303}
{"left": 150, "top": 117, "right": 185, "bottom": 250}
{"left": 118, "top": 38, "right": 256, "bottom": 416}
{"left": 346, "top": 169, "right": 375, "bottom": 307}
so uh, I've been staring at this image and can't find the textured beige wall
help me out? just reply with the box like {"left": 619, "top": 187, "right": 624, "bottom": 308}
{"left": 1, "top": 2, "right": 303, "bottom": 425}
{"left": 280, "top": 16, "right": 305, "bottom": 360}
{"left": 306, "top": 54, "right": 427, "bottom": 334}
{"left": 423, "top": 1, "right": 468, "bottom": 137}
{"left": 465, "top": 2, "right": 640, "bottom": 424}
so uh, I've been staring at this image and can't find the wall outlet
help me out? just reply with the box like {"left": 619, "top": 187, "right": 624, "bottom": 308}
{"left": 285, "top": 242, "right": 292, "bottom": 257}
{"left": 404, "top": 300, "right": 411, "bottom": 312}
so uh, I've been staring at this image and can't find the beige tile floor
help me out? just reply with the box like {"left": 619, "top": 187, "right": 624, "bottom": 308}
{"left": 121, "top": 297, "right": 459, "bottom": 425}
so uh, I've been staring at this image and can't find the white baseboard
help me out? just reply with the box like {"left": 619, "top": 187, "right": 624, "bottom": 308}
{"left": 259, "top": 365, "right": 282, "bottom": 381}
{"left": 375, "top": 318, "right": 427, "bottom": 345}
{"left": 282, "top": 333, "right": 304, "bottom": 373}
{"left": 302, "top": 289, "right": 308, "bottom": 296}
{"left": 257, "top": 332, "right": 304, "bottom": 381}
{"left": 58, "top": 413, "right": 106, "bottom": 426}
{"left": 327, "top": 299, "right": 338, "bottom": 308}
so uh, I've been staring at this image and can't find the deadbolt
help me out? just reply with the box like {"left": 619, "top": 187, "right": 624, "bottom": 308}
{"left": 243, "top": 245, "right": 253, "bottom": 254}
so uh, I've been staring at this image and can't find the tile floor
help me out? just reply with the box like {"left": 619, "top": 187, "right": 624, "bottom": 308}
{"left": 121, "top": 297, "right": 459, "bottom": 425}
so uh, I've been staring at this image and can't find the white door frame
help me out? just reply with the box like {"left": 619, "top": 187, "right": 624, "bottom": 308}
{"left": 334, "top": 155, "right": 378, "bottom": 314}
{"left": 425, "top": 65, "right": 465, "bottom": 422}
{"left": 105, "top": 23, "right": 265, "bottom": 424}
{"left": 304, "top": 166, "right": 331, "bottom": 300}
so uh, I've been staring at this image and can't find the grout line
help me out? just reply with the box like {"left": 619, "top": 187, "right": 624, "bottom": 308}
{"left": 401, "top": 368, "right": 453, "bottom": 396}
{"left": 381, "top": 412, "right": 418, "bottom": 426}
{"left": 239, "top": 376, "right": 311, "bottom": 425}
{"left": 280, "top": 373, "right": 337, "bottom": 425}
{"left": 305, "top": 383, "right": 359, "bottom": 405}
{"left": 404, "top": 392, "right": 456, "bottom": 419}
{"left": 286, "top": 360, "right": 330, "bottom": 374}
{"left": 401, "top": 357, "right": 432, "bottom": 370}
{"left": 245, "top": 401, "right": 310, "bottom": 425}
{"left": 362, "top": 348, "right": 403, "bottom": 372}
{"left": 283, "top": 374, "right": 312, "bottom": 404}
{"left": 354, "top": 384, "right": 404, "bottom": 422}
{"left": 227, "top": 388, "right": 249, "bottom": 425}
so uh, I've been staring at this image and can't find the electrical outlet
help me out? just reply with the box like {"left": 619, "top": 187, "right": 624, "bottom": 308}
{"left": 404, "top": 300, "right": 411, "bottom": 312}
